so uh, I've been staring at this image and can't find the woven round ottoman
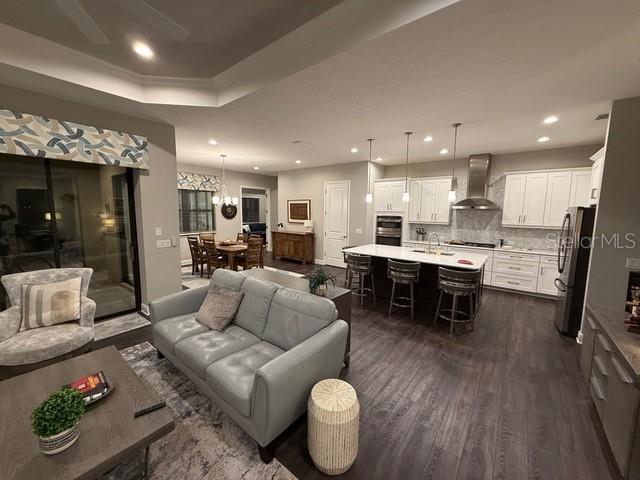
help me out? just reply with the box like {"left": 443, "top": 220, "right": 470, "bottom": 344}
{"left": 308, "top": 378, "right": 360, "bottom": 475}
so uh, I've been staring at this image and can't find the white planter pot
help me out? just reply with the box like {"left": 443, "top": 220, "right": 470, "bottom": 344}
{"left": 39, "top": 422, "right": 80, "bottom": 455}
{"left": 316, "top": 284, "right": 328, "bottom": 297}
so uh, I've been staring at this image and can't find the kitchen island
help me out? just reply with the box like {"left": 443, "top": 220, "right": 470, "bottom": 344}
{"left": 343, "top": 244, "right": 488, "bottom": 317}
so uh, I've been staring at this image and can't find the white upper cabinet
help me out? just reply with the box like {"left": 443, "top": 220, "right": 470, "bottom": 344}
{"left": 569, "top": 170, "right": 593, "bottom": 207}
{"left": 502, "top": 174, "right": 526, "bottom": 226}
{"left": 504, "top": 168, "right": 593, "bottom": 228}
{"left": 434, "top": 177, "right": 452, "bottom": 224}
{"left": 374, "top": 181, "right": 406, "bottom": 213}
{"left": 589, "top": 147, "right": 605, "bottom": 205}
{"left": 406, "top": 177, "right": 451, "bottom": 224}
{"left": 521, "top": 172, "right": 548, "bottom": 226}
{"left": 544, "top": 171, "right": 572, "bottom": 227}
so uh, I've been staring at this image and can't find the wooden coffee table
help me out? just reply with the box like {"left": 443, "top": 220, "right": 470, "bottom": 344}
{"left": 0, "top": 346, "right": 174, "bottom": 480}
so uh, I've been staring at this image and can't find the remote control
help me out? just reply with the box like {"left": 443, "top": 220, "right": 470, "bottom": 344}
{"left": 134, "top": 401, "right": 166, "bottom": 418}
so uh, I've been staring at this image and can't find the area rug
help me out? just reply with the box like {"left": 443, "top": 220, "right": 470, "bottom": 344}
{"left": 120, "top": 342, "right": 296, "bottom": 480}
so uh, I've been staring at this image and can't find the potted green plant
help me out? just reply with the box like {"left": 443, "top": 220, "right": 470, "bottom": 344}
{"left": 31, "top": 387, "right": 86, "bottom": 455}
{"left": 308, "top": 266, "right": 336, "bottom": 297}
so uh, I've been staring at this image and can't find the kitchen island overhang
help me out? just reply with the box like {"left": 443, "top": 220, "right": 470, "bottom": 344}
{"left": 342, "top": 244, "right": 487, "bottom": 318}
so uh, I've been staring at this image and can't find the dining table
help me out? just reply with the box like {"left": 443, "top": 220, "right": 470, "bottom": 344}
{"left": 215, "top": 241, "right": 248, "bottom": 271}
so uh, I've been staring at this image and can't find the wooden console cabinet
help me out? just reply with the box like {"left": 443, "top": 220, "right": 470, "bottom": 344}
{"left": 272, "top": 231, "right": 314, "bottom": 264}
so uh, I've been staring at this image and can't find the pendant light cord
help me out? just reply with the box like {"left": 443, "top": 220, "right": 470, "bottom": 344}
{"left": 404, "top": 132, "right": 412, "bottom": 191}
{"left": 367, "top": 138, "right": 374, "bottom": 193}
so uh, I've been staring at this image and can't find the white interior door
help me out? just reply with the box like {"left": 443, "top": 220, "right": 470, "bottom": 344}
{"left": 324, "top": 180, "right": 350, "bottom": 267}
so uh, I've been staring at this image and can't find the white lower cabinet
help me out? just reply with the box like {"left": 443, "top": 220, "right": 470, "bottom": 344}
{"left": 537, "top": 255, "right": 559, "bottom": 295}
{"left": 491, "top": 272, "right": 538, "bottom": 293}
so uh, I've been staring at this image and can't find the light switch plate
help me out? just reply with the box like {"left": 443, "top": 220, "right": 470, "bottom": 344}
{"left": 171, "top": 237, "right": 177, "bottom": 247}
{"left": 626, "top": 258, "right": 640, "bottom": 270}
{"left": 154, "top": 226, "right": 162, "bottom": 237}
{"left": 156, "top": 239, "right": 171, "bottom": 248}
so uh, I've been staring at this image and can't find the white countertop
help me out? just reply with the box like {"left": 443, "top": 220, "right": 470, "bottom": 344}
{"left": 404, "top": 240, "right": 556, "bottom": 256}
{"left": 343, "top": 244, "right": 487, "bottom": 270}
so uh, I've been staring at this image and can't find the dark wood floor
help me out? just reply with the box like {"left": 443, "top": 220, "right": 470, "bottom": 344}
{"left": 263, "top": 254, "right": 621, "bottom": 480}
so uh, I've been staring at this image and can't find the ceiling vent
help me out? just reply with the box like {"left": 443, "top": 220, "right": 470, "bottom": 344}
{"left": 595, "top": 113, "right": 610, "bottom": 121}
{"left": 291, "top": 140, "right": 314, "bottom": 146}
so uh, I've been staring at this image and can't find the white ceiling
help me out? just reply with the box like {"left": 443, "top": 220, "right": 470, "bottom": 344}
{"left": 1, "top": 0, "right": 640, "bottom": 174}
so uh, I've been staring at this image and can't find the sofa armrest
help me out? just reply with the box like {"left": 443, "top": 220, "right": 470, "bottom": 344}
{"left": 252, "top": 319, "right": 348, "bottom": 446}
{"left": 149, "top": 286, "right": 209, "bottom": 324}
{"left": 79, "top": 297, "right": 96, "bottom": 328}
{"left": 0, "top": 306, "right": 21, "bottom": 343}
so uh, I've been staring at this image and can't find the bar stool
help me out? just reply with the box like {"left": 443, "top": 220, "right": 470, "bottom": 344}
{"left": 387, "top": 259, "right": 421, "bottom": 319}
{"left": 345, "top": 253, "right": 376, "bottom": 307}
{"left": 342, "top": 246, "right": 357, "bottom": 287}
{"left": 434, "top": 267, "right": 481, "bottom": 335}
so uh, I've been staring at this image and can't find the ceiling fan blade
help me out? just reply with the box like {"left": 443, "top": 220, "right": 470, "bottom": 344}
{"left": 113, "top": 0, "right": 190, "bottom": 42}
{"left": 55, "top": 0, "right": 110, "bottom": 45}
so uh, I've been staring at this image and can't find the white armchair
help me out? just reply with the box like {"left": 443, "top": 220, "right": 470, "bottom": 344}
{"left": 0, "top": 268, "right": 95, "bottom": 379}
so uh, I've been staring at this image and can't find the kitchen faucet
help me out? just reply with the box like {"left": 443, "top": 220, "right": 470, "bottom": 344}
{"left": 426, "top": 232, "right": 440, "bottom": 254}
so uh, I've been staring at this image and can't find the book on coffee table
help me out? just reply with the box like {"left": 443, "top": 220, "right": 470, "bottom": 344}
{"left": 65, "top": 370, "right": 113, "bottom": 405}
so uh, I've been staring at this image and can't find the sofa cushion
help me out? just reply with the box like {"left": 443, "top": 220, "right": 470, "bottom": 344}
{"left": 1, "top": 268, "right": 92, "bottom": 308}
{"left": 209, "top": 269, "right": 245, "bottom": 291}
{"left": 153, "top": 313, "right": 208, "bottom": 354}
{"left": 206, "top": 341, "right": 284, "bottom": 417}
{"left": 234, "top": 277, "right": 278, "bottom": 337}
{"left": 196, "top": 286, "right": 244, "bottom": 331}
{"left": 262, "top": 288, "right": 337, "bottom": 350}
{"left": 175, "top": 326, "right": 259, "bottom": 379}
{"left": 0, "top": 324, "right": 93, "bottom": 366}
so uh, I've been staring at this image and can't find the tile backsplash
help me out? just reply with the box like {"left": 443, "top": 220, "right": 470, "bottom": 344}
{"left": 408, "top": 175, "right": 559, "bottom": 251}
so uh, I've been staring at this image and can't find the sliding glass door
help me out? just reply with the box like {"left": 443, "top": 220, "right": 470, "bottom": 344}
{"left": 0, "top": 154, "right": 140, "bottom": 319}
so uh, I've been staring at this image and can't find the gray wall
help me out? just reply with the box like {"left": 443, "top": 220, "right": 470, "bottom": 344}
{"left": 383, "top": 144, "right": 600, "bottom": 250}
{"left": 277, "top": 161, "right": 377, "bottom": 260}
{"left": 0, "top": 84, "right": 181, "bottom": 307}
{"left": 585, "top": 96, "right": 640, "bottom": 311}
{"left": 177, "top": 163, "right": 278, "bottom": 263}
{"left": 382, "top": 144, "right": 597, "bottom": 179}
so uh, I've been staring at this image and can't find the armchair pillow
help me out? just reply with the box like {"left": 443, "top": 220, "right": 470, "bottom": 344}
{"left": 20, "top": 277, "right": 82, "bottom": 331}
{"left": 196, "top": 285, "right": 244, "bottom": 331}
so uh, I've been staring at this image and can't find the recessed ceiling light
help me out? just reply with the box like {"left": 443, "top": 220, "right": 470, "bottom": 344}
{"left": 537, "top": 136, "right": 550, "bottom": 143}
{"left": 295, "top": 160, "right": 302, "bottom": 164}
{"left": 350, "top": 147, "right": 358, "bottom": 153}
{"left": 424, "top": 135, "right": 433, "bottom": 142}
{"left": 253, "top": 166, "right": 260, "bottom": 170}
{"left": 440, "top": 148, "right": 449, "bottom": 154}
{"left": 207, "top": 139, "right": 218, "bottom": 146}
{"left": 543, "top": 115, "right": 558, "bottom": 124}
{"left": 376, "top": 157, "right": 382, "bottom": 162}
{"left": 132, "top": 41, "right": 154, "bottom": 59}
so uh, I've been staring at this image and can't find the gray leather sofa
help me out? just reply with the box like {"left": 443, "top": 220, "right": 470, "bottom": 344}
{"left": 149, "top": 269, "right": 348, "bottom": 462}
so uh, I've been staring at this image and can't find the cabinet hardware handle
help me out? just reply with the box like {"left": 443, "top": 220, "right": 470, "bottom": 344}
{"left": 591, "top": 376, "right": 605, "bottom": 400}
{"left": 523, "top": 214, "right": 527, "bottom": 223}
{"left": 590, "top": 187, "right": 598, "bottom": 200}
{"left": 611, "top": 357, "right": 633, "bottom": 384}
{"left": 507, "top": 281, "right": 519, "bottom": 285}
{"left": 518, "top": 214, "right": 521, "bottom": 224}
{"left": 508, "top": 266, "right": 521, "bottom": 270}
{"left": 593, "top": 355, "right": 608, "bottom": 377}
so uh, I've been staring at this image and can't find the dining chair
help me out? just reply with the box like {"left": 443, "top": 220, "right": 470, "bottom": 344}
{"left": 237, "top": 232, "right": 247, "bottom": 243}
{"left": 202, "top": 238, "right": 229, "bottom": 278}
{"left": 187, "top": 236, "right": 205, "bottom": 276}
{"left": 237, "top": 237, "right": 263, "bottom": 270}
{"left": 199, "top": 232, "right": 215, "bottom": 243}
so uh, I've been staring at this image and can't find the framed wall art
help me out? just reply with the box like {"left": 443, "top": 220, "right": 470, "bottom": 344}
{"left": 287, "top": 199, "right": 311, "bottom": 223}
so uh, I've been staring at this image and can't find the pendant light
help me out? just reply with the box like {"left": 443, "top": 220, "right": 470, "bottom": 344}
{"left": 365, "top": 138, "right": 374, "bottom": 203}
{"left": 448, "top": 123, "right": 461, "bottom": 203}
{"left": 402, "top": 131, "right": 413, "bottom": 203}
{"left": 213, "top": 154, "right": 238, "bottom": 206}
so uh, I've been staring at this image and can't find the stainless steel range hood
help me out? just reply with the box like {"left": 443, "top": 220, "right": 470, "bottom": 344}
{"left": 451, "top": 153, "right": 499, "bottom": 210}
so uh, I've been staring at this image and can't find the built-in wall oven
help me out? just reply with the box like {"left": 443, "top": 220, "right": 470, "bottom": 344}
{"left": 376, "top": 215, "right": 402, "bottom": 246}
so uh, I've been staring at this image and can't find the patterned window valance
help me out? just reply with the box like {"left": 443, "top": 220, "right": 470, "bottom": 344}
{"left": 0, "top": 109, "right": 149, "bottom": 169}
{"left": 177, "top": 171, "right": 220, "bottom": 192}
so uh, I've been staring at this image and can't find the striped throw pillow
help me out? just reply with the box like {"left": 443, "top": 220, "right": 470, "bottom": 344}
{"left": 20, "top": 277, "right": 82, "bottom": 331}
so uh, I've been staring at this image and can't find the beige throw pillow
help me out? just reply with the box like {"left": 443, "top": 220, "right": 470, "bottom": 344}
{"left": 20, "top": 277, "right": 82, "bottom": 331}
{"left": 196, "top": 285, "right": 244, "bottom": 331}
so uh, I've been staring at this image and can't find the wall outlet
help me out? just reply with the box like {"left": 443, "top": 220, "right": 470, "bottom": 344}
{"left": 156, "top": 239, "right": 171, "bottom": 248}
{"left": 154, "top": 226, "right": 163, "bottom": 237}
{"left": 355, "top": 228, "right": 363, "bottom": 234}
{"left": 626, "top": 258, "right": 640, "bottom": 270}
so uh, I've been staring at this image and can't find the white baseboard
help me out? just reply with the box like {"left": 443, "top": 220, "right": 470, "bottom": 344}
{"left": 314, "top": 258, "right": 326, "bottom": 265}
{"left": 140, "top": 303, "right": 150, "bottom": 316}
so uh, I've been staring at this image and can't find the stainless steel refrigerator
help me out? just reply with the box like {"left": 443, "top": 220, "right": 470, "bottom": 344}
{"left": 553, "top": 206, "right": 596, "bottom": 336}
